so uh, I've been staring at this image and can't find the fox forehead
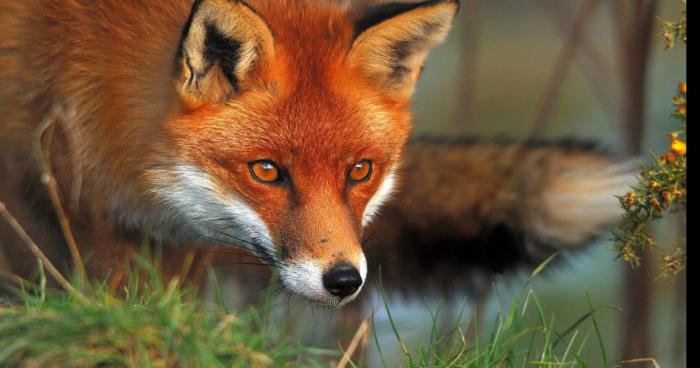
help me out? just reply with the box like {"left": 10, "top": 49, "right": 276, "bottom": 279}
{"left": 243, "top": 0, "right": 356, "bottom": 69}
{"left": 168, "top": 81, "right": 411, "bottom": 165}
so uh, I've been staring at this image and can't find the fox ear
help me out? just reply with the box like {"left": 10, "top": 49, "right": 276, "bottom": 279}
{"left": 349, "top": 0, "right": 459, "bottom": 101}
{"left": 175, "top": 0, "right": 274, "bottom": 105}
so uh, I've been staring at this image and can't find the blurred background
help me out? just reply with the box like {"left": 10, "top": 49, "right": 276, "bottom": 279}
{"left": 409, "top": 1, "right": 687, "bottom": 365}
{"left": 218, "top": 1, "right": 687, "bottom": 367}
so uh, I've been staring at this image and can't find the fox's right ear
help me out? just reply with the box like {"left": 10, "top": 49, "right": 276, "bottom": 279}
{"left": 175, "top": 0, "right": 274, "bottom": 105}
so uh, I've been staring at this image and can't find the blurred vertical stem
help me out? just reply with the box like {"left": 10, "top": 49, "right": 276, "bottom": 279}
{"left": 530, "top": 0, "right": 598, "bottom": 136}
{"left": 453, "top": 0, "right": 480, "bottom": 134}
{"left": 535, "top": 0, "right": 618, "bottom": 122}
{"left": 614, "top": 0, "right": 658, "bottom": 154}
{"left": 612, "top": 0, "right": 658, "bottom": 361}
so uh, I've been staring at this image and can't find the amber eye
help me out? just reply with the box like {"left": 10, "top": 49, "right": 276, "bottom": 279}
{"left": 249, "top": 160, "right": 281, "bottom": 183}
{"left": 349, "top": 160, "right": 372, "bottom": 183}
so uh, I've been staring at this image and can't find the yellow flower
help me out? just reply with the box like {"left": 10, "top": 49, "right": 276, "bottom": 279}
{"left": 671, "top": 137, "right": 686, "bottom": 156}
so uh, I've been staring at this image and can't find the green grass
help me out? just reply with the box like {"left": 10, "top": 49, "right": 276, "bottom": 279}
{"left": 0, "top": 249, "right": 334, "bottom": 367}
{"left": 363, "top": 256, "right": 623, "bottom": 368}
{"left": 0, "top": 252, "right": 622, "bottom": 367}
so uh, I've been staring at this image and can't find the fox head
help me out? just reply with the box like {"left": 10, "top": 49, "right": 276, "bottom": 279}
{"left": 148, "top": 0, "right": 458, "bottom": 308}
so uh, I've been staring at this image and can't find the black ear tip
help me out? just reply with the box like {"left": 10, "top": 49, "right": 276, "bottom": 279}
{"left": 354, "top": 0, "right": 460, "bottom": 39}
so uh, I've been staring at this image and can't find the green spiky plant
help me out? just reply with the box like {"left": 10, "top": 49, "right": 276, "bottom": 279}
{"left": 612, "top": 2, "right": 687, "bottom": 277}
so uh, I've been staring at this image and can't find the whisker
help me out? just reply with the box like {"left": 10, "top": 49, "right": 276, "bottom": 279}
{"left": 204, "top": 224, "right": 264, "bottom": 249}
{"left": 201, "top": 216, "right": 276, "bottom": 244}
{"left": 201, "top": 226, "right": 276, "bottom": 258}
{"left": 206, "top": 262, "right": 270, "bottom": 268}
{"left": 240, "top": 279, "right": 284, "bottom": 303}
{"left": 363, "top": 252, "right": 399, "bottom": 258}
{"left": 200, "top": 221, "right": 282, "bottom": 264}
{"left": 362, "top": 227, "right": 393, "bottom": 251}
{"left": 200, "top": 235, "right": 282, "bottom": 269}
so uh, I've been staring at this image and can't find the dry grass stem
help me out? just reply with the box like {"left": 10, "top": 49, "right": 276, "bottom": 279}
{"left": 0, "top": 200, "right": 86, "bottom": 302}
{"left": 336, "top": 318, "right": 370, "bottom": 368}
{"left": 33, "top": 105, "right": 86, "bottom": 277}
{"left": 622, "top": 357, "right": 661, "bottom": 368}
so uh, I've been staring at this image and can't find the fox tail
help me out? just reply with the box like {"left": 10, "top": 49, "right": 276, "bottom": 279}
{"left": 364, "top": 138, "right": 639, "bottom": 296}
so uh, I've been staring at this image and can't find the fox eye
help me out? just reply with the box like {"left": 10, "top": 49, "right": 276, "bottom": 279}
{"left": 349, "top": 160, "right": 372, "bottom": 183}
{"left": 249, "top": 160, "right": 281, "bottom": 183}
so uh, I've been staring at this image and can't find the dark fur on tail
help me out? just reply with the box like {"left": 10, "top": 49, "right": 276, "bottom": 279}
{"left": 360, "top": 137, "right": 636, "bottom": 298}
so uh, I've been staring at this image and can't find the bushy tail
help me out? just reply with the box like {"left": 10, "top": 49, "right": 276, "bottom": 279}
{"left": 363, "top": 138, "right": 638, "bottom": 296}
{"left": 526, "top": 156, "right": 638, "bottom": 250}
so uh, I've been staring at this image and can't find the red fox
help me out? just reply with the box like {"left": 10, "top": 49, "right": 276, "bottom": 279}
{"left": 0, "top": 0, "right": 461, "bottom": 308}
{"left": 0, "top": 0, "right": 634, "bottom": 308}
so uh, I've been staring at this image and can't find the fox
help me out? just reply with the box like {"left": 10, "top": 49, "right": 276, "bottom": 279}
{"left": 0, "top": 0, "right": 634, "bottom": 309}
{"left": 0, "top": 0, "right": 461, "bottom": 308}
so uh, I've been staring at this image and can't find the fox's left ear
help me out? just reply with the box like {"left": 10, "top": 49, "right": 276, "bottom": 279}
{"left": 349, "top": 0, "right": 459, "bottom": 101}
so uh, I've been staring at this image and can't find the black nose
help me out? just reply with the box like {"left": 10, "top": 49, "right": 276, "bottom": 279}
{"left": 323, "top": 263, "right": 362, "bottom": 298}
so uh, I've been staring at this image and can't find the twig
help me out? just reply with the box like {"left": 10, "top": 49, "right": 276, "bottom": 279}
{"left": 535, "top": 0, "right": 618, "bottom": 120}
{"left": 445, "top": 328, "right": 467, "bottom": 368}
{"left": 613, "top": 0, "right": 658, "bottom": 154}
{"left": 336, "top": 318, "right": 370, "bottom": 368}
{"left": 63, "top": 112, "right": 84, "bottom": 215}
{"left": 530, "top": 0, "right": 599, "bottom": 136}
{"left": 33, "top": 105, "right": 86, "bottom": 277}
{"left": 613, "top": 0, "right": 659, "bottom": 361}
{"left": 622, "top": 357, "right": 661, "bottom": 368}
{"left": 0, "top": 200, "right": 86, "bottom": 303}
{"left": 0, "top": 270, "right": 32, "bottom": 289}
{"left": 453, "top": 0, "right": 480, "bottom": 133}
